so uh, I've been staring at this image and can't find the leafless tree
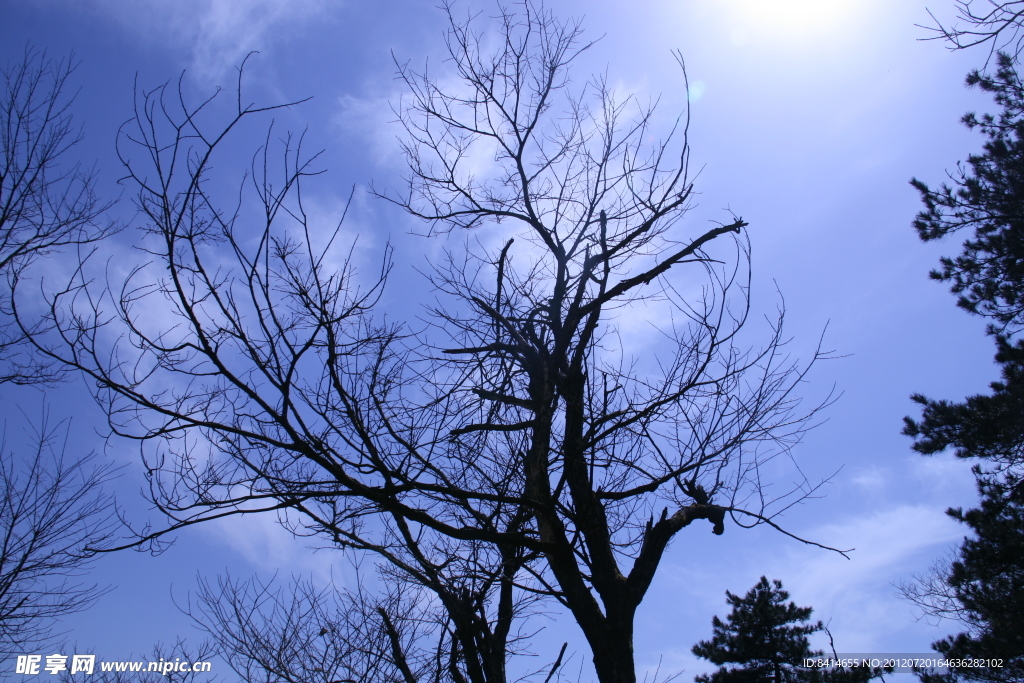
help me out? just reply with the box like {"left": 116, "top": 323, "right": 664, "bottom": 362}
{"left": 0, "top": 46, "right": 120, "bottom": 661}
{"left": 186, "top": 566, "right": 579, "bottom": 683}
{"left": 185, "top": 560, "right": 556, "bottom": 683}
{"left": 37, "top": 5, "right": 838, "bottom": 683}
{"left": 187, "top": 571, "right": 466, "bottom": 683}
{"left": 376, "top": 4, "right": 837, "bottom": 681}
{"left": 189, "top": 572, "right": 405, "bottom": 683}
{"left": 1, "top": 47, "right": 116, "bottom": 385}
{"left": 922, "top": 1, "right": 1024, "bottom": 60}
{"left": 0, "top": 411, "right": 115, "bottom": 654}
{"left": 34, "top": 53, "right": 550, "bottom": 683}
{"left": 898, "top": 550, "right": 967, "bottom": 623}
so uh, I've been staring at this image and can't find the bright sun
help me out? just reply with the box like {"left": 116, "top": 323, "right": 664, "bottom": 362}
{"left": 727, "top": 0, "right": 862, "bottom": 43}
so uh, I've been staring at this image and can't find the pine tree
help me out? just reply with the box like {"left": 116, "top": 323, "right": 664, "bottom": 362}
{"left": 906, "top": 53, "right": 1024, "bottom": 490}
{"left": 910, "top": 52, "right": 1024, "bottom": 340}
{"left": 694, "top": 578, "right": 888, "bottom": 683}
{"left": 692, "top": 577, "right": 824, "bottom": 683}
{"left": 905, "top": 51, "right": 1024, "bottom": 683}
{"left": 914, "top": 477, "right": 1024, "bottom": 683}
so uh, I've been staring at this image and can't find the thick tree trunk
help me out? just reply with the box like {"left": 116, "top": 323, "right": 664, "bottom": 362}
{"left": 588, "top": 619, "right": 637, "bottom": 683}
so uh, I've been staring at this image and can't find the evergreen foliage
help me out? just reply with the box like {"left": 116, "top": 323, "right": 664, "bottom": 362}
{"left": 903, "top": 336, "right": 1024, "bottom": 480}
{"left": 906, "top": 49, "right": 1024, "bottom": 683}
{"left": 693, "top": 577, "right": 822, "bottom": 683}
{"left": 692, "top": 577, "right": 888, "bottom": 683}
{"left": 929, "top": 478, "right": 1024, "bottom": 682}
{"left": 906, "top": 52, "right": 1024, "bottom": 487}
{"left": 911, "top": 52, "right": 1024, "bottom": 338}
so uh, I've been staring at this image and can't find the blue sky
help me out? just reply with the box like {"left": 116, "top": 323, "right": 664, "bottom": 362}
{"left": 0, "top": 0, "right": 1005, "bottom": 680}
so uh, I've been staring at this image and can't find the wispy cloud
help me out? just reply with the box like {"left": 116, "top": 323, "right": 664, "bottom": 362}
{"left": 718, "top": 500, "right": 962, "bottom": 659}
{"left": 82, "top": 0, "right": 335, "bottom": 81}
{"left": 334, "top": 91, "right": 405, "bottom": 169}
{"left": 201, "top": 511, "right": 340, "bottom": 586}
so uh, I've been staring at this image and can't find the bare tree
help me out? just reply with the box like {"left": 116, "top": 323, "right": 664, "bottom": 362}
{"left": 0, "top": 46, "right": 120, "bottom": 660}
{"left": 188, "top": 571, "right": 459, "bottom": 683}
{"left": 0, "top": 411, "right": 115, "bottom": 654}
{"left": 36, "top": 54, "right": 548, "bottom": 683}
{"left": 376, "top": 4, "right": 837, "bottom": 681}
{"left": 190, "top": 573, "right": 399, "bottom": 683}
{"left": 1, "top": 47, "right": 116, "bottom": 385}
{"left": 38, "top": 6, "right": 837, "bottom": 683}
{"left": 921, "top": 1, "right": 1024, "bottom": 60}
{"left": 186, "top": 566, "right": 580, "bottom": 683}
{"left": 898, "top": 550, "right": 968, "bottom": 624}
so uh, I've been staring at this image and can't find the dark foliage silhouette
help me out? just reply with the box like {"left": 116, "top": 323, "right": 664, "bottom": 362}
{"left": 694, "top": 578, "right": 887, "bottom": 683}
{"left": 906, "top": 27, "right": 1024, "bottom": 683}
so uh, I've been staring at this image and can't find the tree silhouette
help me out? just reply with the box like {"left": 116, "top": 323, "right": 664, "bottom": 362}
{"left": 693, "top": 577, "right": 823, "bottom": 683}
{"left": 921, "top": 1, "right": 1024, "bottom": 62}
{"left": 904, "top": 27, "right": 1024, "bottom": 683}
{"left": 35, "top": 5, "right": 837, "bottom": 682}
{"left": 934, "top": 478, "right": 1024, "bottom": 682}
{"left": 694, "top": 578, "right": 887, "bottom": 683}
{"left": 1, "top": 47, "right": 115, "bottom": 385}
{"left": 903, "top": 477, "right": 1024, "bottom": 683}
{"left": 0, "top": 47, "right": 118, "bottom": 656}
{"left": 906, "top": 54, "right": 1024, "bottom": 489}
{"left": 0, "top": 414, "right": 115, "bottom": 654}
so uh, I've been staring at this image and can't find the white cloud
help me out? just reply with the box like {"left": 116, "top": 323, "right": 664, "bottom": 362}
{"left": 201, "top": 509, "right": 339, "bottom": 586}
{"left": 84, "top": 0, "right": 335, "bottom": 82}
{"left": 335, "top": 92, "right": 404, "bottom": 169}
{"left": 773, "top": 504, "right": 965, "bottom": 652}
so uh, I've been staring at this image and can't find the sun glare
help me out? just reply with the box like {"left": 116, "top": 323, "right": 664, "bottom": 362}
{"left": 727, "top": 0, "right": 862, "bottom": 45}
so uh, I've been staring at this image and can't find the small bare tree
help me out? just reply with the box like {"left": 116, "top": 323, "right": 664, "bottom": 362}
{"left": 1, "top": 47, "right": 116, "bottom": 385}
{"left": 188, "top": 572, "right": 454, "bottom": 683}
{"left": 39, "top": 5, "right": 837, "bottom": 683}
{"left": 0, "top": 412, "right": 115, "bottom": 654}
